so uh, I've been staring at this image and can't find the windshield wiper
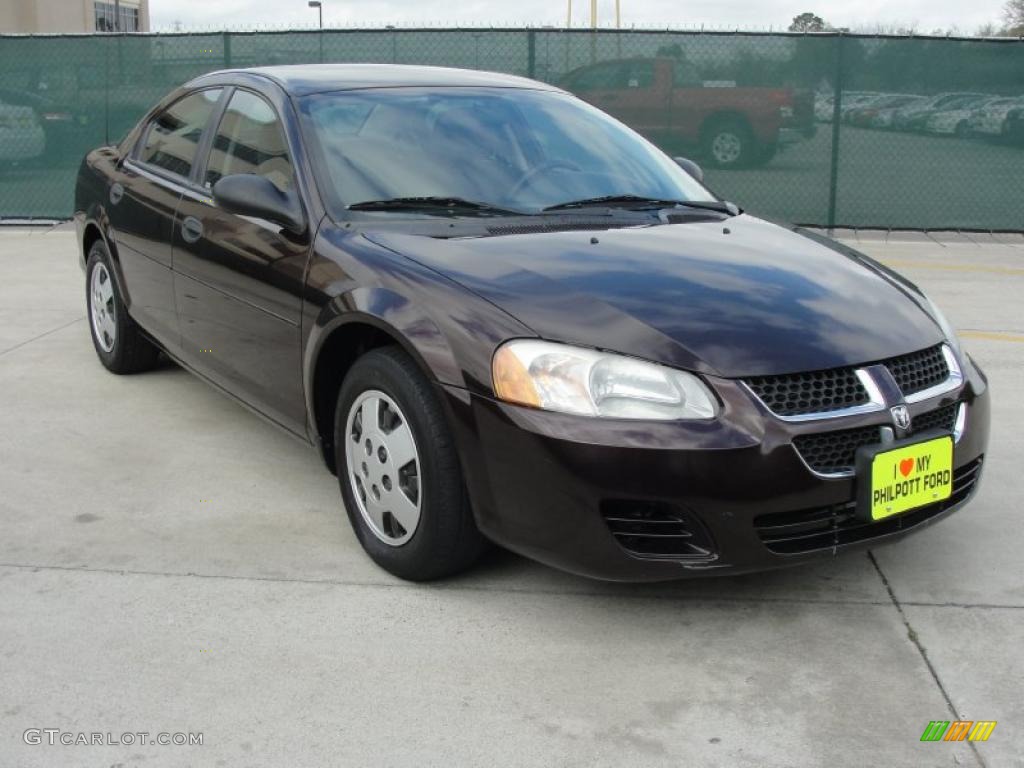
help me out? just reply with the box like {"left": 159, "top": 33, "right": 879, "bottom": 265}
{"left": 348, "top": 196, "right": 524, "bottom": 216}
{"left": 542, "top": 195, "right": 739, "bottom": 215}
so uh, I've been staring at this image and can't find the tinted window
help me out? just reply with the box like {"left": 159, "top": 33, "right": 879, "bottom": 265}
{"left": 138, "top": 89, "right": 222, "bottom": 179}
{"left": 569, "top": 63, "right": 627, "bottom": 92}
{"left": 204, "top": 90, "right": 294, "bottom": 192}
{"left": 672, "top": 60, "right": 702, "bottom": 87}
{"left": 301, "top": 87, "right": 714, "bottom": 215}
{"left": 624, "top": 61, "right": 655, "bottom": 88}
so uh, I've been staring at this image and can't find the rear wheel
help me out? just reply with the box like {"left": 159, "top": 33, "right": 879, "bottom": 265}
{"left": 85, "top": 240, "right": 161, "bottom": 374}
{"left": 700, "top": 117, "right": 757, "bottom": 169}
{"left": 334, "top": 347, "right": 486, "bottom": 581}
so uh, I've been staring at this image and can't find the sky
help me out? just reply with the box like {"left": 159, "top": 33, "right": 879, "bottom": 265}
{"left": 149, "top": 0, "right": 1010, "bottom": 35}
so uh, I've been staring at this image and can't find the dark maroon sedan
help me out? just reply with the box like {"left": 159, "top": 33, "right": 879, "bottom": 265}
{"left": 74, "top": 65, "right": 989, "bottom": 581}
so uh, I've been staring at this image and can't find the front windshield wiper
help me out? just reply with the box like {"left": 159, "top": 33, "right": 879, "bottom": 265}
{"left": 348, "top": 196, "right": 524, "bottom": 216}
{"left": 542, "top": 195, "right": 739, "bottom": 216}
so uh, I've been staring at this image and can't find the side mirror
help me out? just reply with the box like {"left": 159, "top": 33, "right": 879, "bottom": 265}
{"left": 673, "top": 156, "right": 704, "bottom": 184}
{"left": 212, "top": 174, "right": 305, "bottom": 234}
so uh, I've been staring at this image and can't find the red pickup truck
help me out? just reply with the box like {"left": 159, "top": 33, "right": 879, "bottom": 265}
{"left": 562, "top": 57, "right": 814, "bottom": 168}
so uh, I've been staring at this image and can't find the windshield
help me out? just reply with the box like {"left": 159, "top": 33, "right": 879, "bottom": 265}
{"left": 298, "top": 87, "right": 715, "bottom": 216}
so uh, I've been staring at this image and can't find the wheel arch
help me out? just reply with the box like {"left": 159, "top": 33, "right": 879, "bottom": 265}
{"left": 79, "top": 210, "right": 132, "bottom": 305}
{"left": 305, "top": 290, "right": 462, "bottom": 474}
{"left": 699, "top": 110, "right": 754, "bottom": 139}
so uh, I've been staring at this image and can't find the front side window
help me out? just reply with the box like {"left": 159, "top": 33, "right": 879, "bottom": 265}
{"left": 204, "top": 91, "right": 294, "bottom": 192}
{"left": 300, "top": 87, "right": 715, "bottom": 216}
{"left": 138, "top": 89, "right": 223, "bottom": 179}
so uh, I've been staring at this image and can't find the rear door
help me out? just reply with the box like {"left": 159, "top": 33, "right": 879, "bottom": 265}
{"left": 171, "top": 87, "right": 309, "bottom": 436}
{"left": 110, "top": 88, "right": 224, "bottom": 350}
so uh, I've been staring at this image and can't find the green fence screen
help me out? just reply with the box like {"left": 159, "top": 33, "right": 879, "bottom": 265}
{"left": 1, "top": 29, "right": 1022, "bottom": 229}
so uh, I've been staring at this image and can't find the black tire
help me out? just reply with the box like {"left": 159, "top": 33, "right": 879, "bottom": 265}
{"left": 85, "top": 240, "right": 161, "bottom": 374}
{"left": 955, "top": 122, "right": 970, "bottom": 139}
{"left": 334, "top": 347, "right": 486, "bottom": 581}
{"left": 700, "top": 117, "right": 757, "bottom": 169}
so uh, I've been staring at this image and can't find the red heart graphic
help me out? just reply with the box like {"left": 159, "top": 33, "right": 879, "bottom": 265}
{"left": 899, "top": 458, "right": 914, "bottom": 477}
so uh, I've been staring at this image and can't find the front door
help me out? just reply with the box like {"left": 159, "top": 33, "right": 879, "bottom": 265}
{"left": 171, "top": 88, "right": 308, "bottom": 436}
{"left": 110, "top": 89, "right": 223, "bottom": 350}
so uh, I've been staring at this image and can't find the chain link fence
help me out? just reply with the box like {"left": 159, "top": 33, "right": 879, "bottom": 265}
{"left": 1, "top": 29, "right": 1022, "bottom": 229}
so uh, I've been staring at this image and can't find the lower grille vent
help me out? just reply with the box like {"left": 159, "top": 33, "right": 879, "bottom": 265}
{"left": 601, "top": 500, "right": 714, "bottom": 560}
{"left": 754, "top": 457, "right": 983, "bottom": 555}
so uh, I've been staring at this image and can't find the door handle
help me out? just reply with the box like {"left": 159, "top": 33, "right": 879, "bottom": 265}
{"left": 181, "top": 216, "right": 203, "bottom": 244}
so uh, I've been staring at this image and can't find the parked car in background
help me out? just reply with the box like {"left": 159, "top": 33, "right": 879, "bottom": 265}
{"left": 0, "top": 88, "right": 90, "bottom": 163}
{"left": 845, "top": 94, "right": 922, "bottom": 128}
{"left": 1003, "top": 103, "right": 1024, "bottom": 145}
{"left": 830, "top": 91, "right": 884, "bottom": 122}
{"left": 813, "top": 92, "right": 833, "bottom": 122}
{"left": 924, "top": 95, "right": 1002, "bottom": 137}
{"left": 891, "top": 92, "right": 987, "bottom": 132}
{"left": 0, "top": 98, "right": 45, "bottom": 166}
{"left": 968, "top": 96, "right": 1024, "bottom": 139}
{"left": 562, "top": 57, "right": 814, "bottom": 168}
{"left": 870, "top": 96, "right": 928, "bottom": 130}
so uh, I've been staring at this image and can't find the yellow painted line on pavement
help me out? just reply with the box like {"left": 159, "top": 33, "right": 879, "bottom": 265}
{"left": 879, "top": 259, "right": 1024, "bottom": 277}
{"left": 959, "top": 330, "right": 1024, "bottom": 343}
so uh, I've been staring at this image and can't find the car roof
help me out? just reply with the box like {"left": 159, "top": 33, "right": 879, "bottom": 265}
{"left": 192, "top": 63, "right": 559, "bottom": 97}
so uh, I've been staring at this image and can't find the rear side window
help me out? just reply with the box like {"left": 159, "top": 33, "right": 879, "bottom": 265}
{"left": 204, "top": 90, "right": 295, "bottom": 192}
{"left": 570, "top": 62, "right": 627, "bottom": 92}
{"left": 138, "top": 89, "right": 223, "bottom": 179}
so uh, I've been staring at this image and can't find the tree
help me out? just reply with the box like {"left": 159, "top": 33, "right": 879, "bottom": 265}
{"left": 1005, "top": 0, "right": 1024, "bottom": 34}
{"left": 789, "top": 12, "right": 828, "bottom": 32}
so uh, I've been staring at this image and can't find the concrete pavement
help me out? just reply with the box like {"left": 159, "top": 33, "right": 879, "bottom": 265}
{"left": 0, "top": 226, "right": 1021, "bottom": 767}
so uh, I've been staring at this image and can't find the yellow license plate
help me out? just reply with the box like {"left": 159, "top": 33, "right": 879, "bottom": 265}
{"left": 867, "top": 436, "right": 953, "bottom": 521}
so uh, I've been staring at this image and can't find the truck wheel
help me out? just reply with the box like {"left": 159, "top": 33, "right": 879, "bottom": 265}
{"left": 701, "top": 117, "right": 756, "bottom": 169}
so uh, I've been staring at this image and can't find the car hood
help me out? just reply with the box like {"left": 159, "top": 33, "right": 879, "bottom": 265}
{"left": 363, "top": 214, "right": 944, "bottom": 377}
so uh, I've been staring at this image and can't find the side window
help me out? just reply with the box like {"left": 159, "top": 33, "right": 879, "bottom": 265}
{"left": 570, "top": 62, "right": 627, "bottom": 93}
{"left": 624, "top": 61, "right": 655, "bottom": 89}
{"left": 204, "top": 90, "right": 295, "bottom": 193}
{"left": 138, "top": 89, "right": 222, "bottom": 179}
{"left": 672, "top": 60, "right": 702, "bottom": 88}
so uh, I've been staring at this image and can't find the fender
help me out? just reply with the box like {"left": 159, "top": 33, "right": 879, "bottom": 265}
{"left": 300, "top": 229, "right": 536, "bottom": 467}
{"left": 303, "top": 286, "right": 462, "bottom": 422}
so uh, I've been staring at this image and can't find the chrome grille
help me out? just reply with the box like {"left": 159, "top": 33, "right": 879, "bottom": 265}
{"left": 882, "top": 344, "right": 949, "bottom": 396}
{"left": 745, "top": 367, "right": 868, "bottom": 417}
{"left": 744, "top": 343, "right": 954, "bottom": 418}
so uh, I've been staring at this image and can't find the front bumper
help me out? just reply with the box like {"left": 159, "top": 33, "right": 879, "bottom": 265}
{"left": 443, "top": 358, "right": 990, "bottom": 582}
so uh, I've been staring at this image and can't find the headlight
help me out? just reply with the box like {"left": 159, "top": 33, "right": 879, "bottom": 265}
{"left": 492, "top": 340, "right": 717, "bottom": 420}
{"left": 924, "top": 295, "right": 962, "bottom": 356}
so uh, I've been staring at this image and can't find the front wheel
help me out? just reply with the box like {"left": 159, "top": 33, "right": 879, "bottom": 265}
{"left": 334, "top": 347, "right": 486, "bottom": 581}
